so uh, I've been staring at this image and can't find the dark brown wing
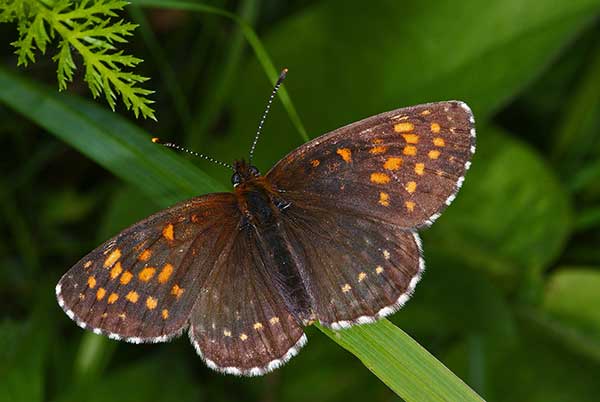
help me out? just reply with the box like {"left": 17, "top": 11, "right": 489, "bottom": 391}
{"left": 267, "top": 101, "right": 475, "bottom": 228}
{"left": 264, "top": 101, "right": 475, "bottom": 327}
{"left": 56, "top": 193, "right": 239, "bottom": 343}
{"left": 278, "top": 193, "right": 423, "bottom": 328}
{"left": 188, "top": 220, "right": 306, "bottom": 376}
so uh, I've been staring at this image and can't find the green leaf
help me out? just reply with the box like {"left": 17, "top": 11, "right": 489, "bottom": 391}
{"left": 398, "top": 251, "right": 516, "bottom": 342}
{"left": 4, "top": 0, "right": 156, "bottom": 119}
{"left": 0, "top": 67, "right": 482, "bottom": 402}
{"left": 54, "top": 40, "right": 76, "bottom": 90}
{"left": 427, "top": 128, "right": 572, "bottom": 281}
{"left": 543, "top": 268, "right": 600, "bottom": 339}
{"left": 319, "top": 321, "right": 484, "bottom": 402}
{"left": 480, "top": 315, "right": 600, "bottom": 402}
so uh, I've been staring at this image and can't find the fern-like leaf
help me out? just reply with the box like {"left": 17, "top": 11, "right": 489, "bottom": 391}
{"left": 1, "top": 0, "right": 156, "bottom": 120}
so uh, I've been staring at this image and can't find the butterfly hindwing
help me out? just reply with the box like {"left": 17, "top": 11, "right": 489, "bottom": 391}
{"left": 267, "top": 101, "right": 475, "bottom": 228}
{"left": 278, "top": 193, "right": 423, "bottom": 328}
{"left": 188, "top": 218, "right": 306, "bottom": 376}
{"left": 56, "top": 193, "right": 239, "bottom": 342}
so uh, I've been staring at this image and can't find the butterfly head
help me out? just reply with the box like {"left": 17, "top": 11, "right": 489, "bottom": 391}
{"left": 232, "top": 159, "right": 261, "bottom": 187}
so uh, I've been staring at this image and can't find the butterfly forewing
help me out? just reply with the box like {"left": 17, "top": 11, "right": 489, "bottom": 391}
{"left": 268, "top": 101, "right": 475, "bottom": 228}
{"left": 56, "top": 193, "right": 239, "bottom": 342}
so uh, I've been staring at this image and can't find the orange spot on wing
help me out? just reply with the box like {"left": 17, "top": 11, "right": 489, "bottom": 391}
{"left": 370, "top": 145, "right": 388, "bottom": 155}
{"left": 379, "top": 192, "right": 390, "bottom": 207}
{"left": 431, "top": 122, "right": 441, "bottom": 133}
{"left": 162, "top": 224, "right": 174, "bottom": 241}
{"left": 433, "top": 137, "right": 445, "bottom": 147}
{"left": 84, "top": 260, "right": 92, "bottom": 268}
{"left": 428, "top": 150, "right": 441, "bottom": 159}
{"left": 394, "top": 122, "right": 414, "bottom": 132}
{"left": 403, "top": 145, "right": 417, "bottom": 156}
{"left": 415, "top": 163, "right": 425, "bottom": 175}
{"left": 405, "top": 181, "right": 417, "bottom": 193}
{"left": 270, "top": 317, "right": 280, "bottom": 324}
{"left": 125, "top": 291, "right": 139, "bottom": 303}
{"left": 138, "top": 249, "right": 152, "bottom": 261}
{"left": 138, "top": 267, "right": 156, "bottom": 282}
{"left": 240, "top": 333, "right": 248, "bottom": 341}
{"left": 120, "top": 271, "right": 133, "bottom": 285}
{"left": 87, "top": 276, "right": 96, "bottom": 289}
{"left": 341, "top": 283, "right": 352, "bottom": 293}
{"left": 310, "top": 159, "right": 320, "bottom": 167}
{"left": 108, "top": 293, "right": 119, "bottom": 304}
{"left": 103, "top": 249, "right": 121, "bottom": 268}
{"left": 110, "top": 262, "right": 123, "bottom": 280}
{"left": 405, "top": 201, "right": 415, "bottom": 212}
{"left": 158, "top": 263, "right": 174, "bottom": 284}
{"left": 421, "top": 110, "right": 431, "bottom": 116}
{"left": 146, "top": 296, "right": 158, "bottom": 310}
{"left": 401, "top": 133, "right": 419, "bottom": 144}
{"left": 162, "top": 309, "right": 169, "bottom": 320}
{"left": 383, "top": 157, "right": 403, "bottom": 170}
{"left": 336, "top": 148, "right": 352, "bottom": 163}
{"left": 96, "top": 287, "right": 106, "bottom": 300}
{"left": 370, "top": 172, "right": 390, "bottom": 184}
{"left": 171, "top": 284, "right": 184, "bottom": 298}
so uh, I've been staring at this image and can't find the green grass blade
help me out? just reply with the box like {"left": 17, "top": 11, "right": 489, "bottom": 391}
{"left": 0, "top": 67, "right": 482, "bottom": 400}
{"left": 319, "top": 321, "right": 484, "bottom": 402}
{"left": 0, "top": 66, "right": 226, "bottom": 207}
{"left": 129, "top": 0, "right": 309, "bottom": 142}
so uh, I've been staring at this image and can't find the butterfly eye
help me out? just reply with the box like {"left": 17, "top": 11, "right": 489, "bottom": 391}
{"left": 231, "top": 172, "right": 242, "bottom": 187}
{"left": 249, "top": 166, "right": 260, "bottom": 176}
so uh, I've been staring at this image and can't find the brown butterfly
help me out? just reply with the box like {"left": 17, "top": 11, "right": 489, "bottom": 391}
{"left": 56, "top": 69, "right": 475, "bottom": 376}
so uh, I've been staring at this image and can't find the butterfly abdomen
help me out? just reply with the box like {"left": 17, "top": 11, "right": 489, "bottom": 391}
{"left": 235, "top": 180, "right": 313, "bottom": 323}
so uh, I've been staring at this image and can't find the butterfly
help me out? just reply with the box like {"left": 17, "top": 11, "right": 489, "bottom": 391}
{"left": 56, "top": 69, "right": 475, "bottom": 376}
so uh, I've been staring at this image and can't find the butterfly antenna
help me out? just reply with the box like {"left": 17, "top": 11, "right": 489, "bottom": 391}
{"left": 152, "top": 137, "right": 234, "bottom": 170}
{"left": 249, "top": 68, "right": 288, "bottom": 165}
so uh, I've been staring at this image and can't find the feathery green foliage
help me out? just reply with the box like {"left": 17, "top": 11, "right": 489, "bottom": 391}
{"left": 0, "top": 0, "right": 155, "bottom": 119}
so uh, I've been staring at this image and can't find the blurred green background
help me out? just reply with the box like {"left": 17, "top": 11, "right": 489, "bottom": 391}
{"left": 2, "top": 0, "right": 600, "bottom": 401}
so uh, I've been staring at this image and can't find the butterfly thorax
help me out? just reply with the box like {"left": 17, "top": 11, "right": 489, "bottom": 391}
{"left": 231, "top": 159, "right": 287, "bottom": 225}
